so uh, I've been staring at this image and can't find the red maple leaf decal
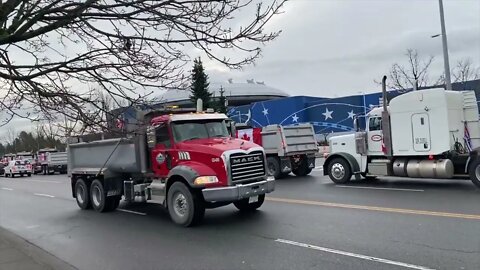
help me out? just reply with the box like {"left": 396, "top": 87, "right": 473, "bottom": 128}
{"left": 241, "top": 132, "right": 251, "bottom": 141}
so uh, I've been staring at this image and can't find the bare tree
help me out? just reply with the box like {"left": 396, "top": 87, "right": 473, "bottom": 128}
{"left": 453, "top": 58, "right": 479, "bottom": 85}
{"left": 379, "top": 49, "right": 437, "bottom": 92}
{"left": 0, "top": 0, "right": 285, "bottom": 130}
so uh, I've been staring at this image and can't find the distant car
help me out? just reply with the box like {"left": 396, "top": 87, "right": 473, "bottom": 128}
{"left": 4, "top": 160, "right": 32, "bottom": 178}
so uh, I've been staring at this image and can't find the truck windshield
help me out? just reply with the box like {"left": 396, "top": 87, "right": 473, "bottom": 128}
{"left": 172, "top": 120, "right": 229, "bottom": 142}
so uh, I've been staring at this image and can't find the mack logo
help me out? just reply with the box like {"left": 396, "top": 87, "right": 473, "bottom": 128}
{"left": 231, "top": 155, "right": 262, "bottom": 164}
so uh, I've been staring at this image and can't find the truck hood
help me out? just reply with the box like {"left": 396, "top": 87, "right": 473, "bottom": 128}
{"left": 177, "top": 137, "right": 260, "bottom": 156}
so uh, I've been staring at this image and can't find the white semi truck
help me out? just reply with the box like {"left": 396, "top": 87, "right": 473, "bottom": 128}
{"left": 324, "top": 77, "right": 480, "bottom": 188}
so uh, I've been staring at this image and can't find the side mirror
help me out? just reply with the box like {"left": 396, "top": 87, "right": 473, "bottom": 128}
{"left": 353, "top": 117, "right": 359, "bottom": 132}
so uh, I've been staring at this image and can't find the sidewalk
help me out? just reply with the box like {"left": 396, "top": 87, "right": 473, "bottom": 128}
{"left": 0, "top": 227, "right": 76, "bottom": 270}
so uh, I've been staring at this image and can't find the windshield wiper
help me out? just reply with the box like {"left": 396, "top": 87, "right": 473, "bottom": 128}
{"left": 185, "top": 137, "right": 201, "bottom": 141}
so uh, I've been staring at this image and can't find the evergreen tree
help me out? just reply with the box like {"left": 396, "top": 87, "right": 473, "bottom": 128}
{"left": 190, "top": 57, "right": 212, "bottom": 109}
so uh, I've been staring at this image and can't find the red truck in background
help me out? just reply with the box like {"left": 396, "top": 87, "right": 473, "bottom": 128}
{"left": 68, "top": 109, "right": 275, "bottom": 227}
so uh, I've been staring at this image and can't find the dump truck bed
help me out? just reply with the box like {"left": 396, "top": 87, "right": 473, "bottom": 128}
{"left": 261, "top": 124, "right": 318, "bottom": 156}
{"left": 68, "top": 137, "right": 146, "bottom": 176}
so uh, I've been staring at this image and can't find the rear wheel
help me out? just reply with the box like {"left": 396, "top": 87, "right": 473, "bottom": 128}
{"left": 468, "top": 159, "right": 480, "bottom": 188}
{"left": 27, "top": 173, "right": 32, "bottom": 177}
{"left": 292, "top": 157, "right": 313, "bottom": 176}
{"left": 327, "top": 158, "right": 352, "bottom": 183}
{"left": 90, "top": 180, "right": 115, "bottom": 212}
{"left": 75, "top": 179, "right": 91, "bottom": 210}
{"left": 266, "top": 157, "right": 281, "bottom": 179}
{"left": 105, "top": 196, "right": 121, "bottom": 211}
{"left": 11, "top": 172, "right": 15, "bottom": 178}
{"left": 233, "top": 194, "right": 265, "bottom": 212}
{"left": 167, "top": 182, "right": 205, "bottom": 227}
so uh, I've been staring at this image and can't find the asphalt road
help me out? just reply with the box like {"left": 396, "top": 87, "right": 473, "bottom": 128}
{"left": 0, "top": 169, "right": 479, "bottom": 270}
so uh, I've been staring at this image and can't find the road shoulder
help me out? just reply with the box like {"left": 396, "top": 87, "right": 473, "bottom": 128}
{"left": 0, "top": 226, "right": 76, "bottom": 270}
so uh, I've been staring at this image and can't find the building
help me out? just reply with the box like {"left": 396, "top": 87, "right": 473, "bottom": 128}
{"left": 158, "top": 81, "right": 290, "bottom": 108}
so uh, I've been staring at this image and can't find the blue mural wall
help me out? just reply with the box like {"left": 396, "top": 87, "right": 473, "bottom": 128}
{"left": 227, "top": 92, "right": 384, "bottom": 136}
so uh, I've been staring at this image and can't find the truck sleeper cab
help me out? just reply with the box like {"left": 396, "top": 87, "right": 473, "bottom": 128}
{"left": 69, "top": 112, "right": 275, "bottom": 227}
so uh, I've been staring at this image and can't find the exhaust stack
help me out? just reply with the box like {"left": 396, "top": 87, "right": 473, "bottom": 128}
{"left": 381, "top": 76, "right": 393, "bottom": 158}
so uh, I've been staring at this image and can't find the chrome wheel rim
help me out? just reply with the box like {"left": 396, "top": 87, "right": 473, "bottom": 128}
{"left": 173, "top": 192, "right": 188, "bottom": 217}
{"left": 92, "top": 186, "right": 102, "bottom": 206}
{"left": 331, "top": 163, "right": 345, "bottom": 180}
{"left": 77, "top": 185, "right": 85, "bottom": 204}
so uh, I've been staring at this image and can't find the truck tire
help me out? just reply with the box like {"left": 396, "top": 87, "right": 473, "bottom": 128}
{"left": 167, "top": 182, "right": 205, "bottom": 227}
{"left": 361, "top": 173, "right": 378, "bottom": 181}
{"left": 292, "top": 157, "right": 313, "bottom": 176}
{"left": 233, "top": 194, "right": 265, "bottom": 212}
{"left": 90, "top": 180, "right": 115, "bottom": 213}
{"left": 327, "top": 158, "right": 352, "bottom": 184}
{"left": 266, "top": 157, "right": 281, "bottom": 179}
{"left": 468, "top": 159, "right": 480, "bottom": 188}
{"left": 27, "top": 173, "right": 31, "bottom": 177}
{"left": 105, "top": 196, "right": 121, "bottom": 211}
{"left": 75, "top": 179, "right": 91, "bottom": 210}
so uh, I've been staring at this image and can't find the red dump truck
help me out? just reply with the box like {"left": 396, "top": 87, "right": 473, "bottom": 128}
{"left": 68, "top": 109, "right": 275, "bottom": 226}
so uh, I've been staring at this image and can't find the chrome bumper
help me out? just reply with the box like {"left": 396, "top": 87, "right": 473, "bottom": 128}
{"left": 202, "top": 177, "right": 275, "bottom": 202}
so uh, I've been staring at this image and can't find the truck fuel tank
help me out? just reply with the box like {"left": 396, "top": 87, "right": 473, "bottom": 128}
{"left": 393, "top": 159, "right": 454, "bottom": 179}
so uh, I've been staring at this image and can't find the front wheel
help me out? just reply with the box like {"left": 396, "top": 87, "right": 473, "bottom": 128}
{"left": 233, "top": 195, "right": 265, "bottom": 212}
{"left": 167, "top": 182, "right": 205, "bottom": 227}
{"left": 468, "top": 159, "right": 480, "bottom": 188}
{"left": 327, "top": 158, "right": 352, "bottom": 184}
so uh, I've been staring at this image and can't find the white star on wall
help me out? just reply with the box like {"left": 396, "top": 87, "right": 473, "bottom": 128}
{"left": 262, "top": 108, "right": 269, "bottom": 115}
{"left": 347, "top": 110, "right": 355, "bottom": 119}
{"left": 322, "top": 108, "right": 333, "bottom": 120}
{"left": 292, "top": 114, "right": 299, "bottom": 122}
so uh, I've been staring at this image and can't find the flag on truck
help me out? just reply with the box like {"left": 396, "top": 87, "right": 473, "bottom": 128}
{"left": 464, "top": 122, "right": 473, "bottom": 152}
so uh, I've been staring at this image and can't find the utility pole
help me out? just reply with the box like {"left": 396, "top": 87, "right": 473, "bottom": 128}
{"left": 438, "top": 0, "right": 452, "bottom": 90}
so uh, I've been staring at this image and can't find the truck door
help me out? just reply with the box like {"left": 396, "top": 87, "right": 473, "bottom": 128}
{"left": 149, "top": 122, "right": 173, "bottom": 178}
{"left": 411, "top": 113, "right": 431, "bottom": 152}
{"left": 367, "top": 116, "right": 383, "bottom": 155}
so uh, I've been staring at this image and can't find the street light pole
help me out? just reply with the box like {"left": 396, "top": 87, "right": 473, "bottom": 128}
{"left": 438, "top": 0, "right": 452, "bottom": 90}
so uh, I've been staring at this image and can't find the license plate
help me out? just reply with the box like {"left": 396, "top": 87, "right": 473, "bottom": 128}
{"left": 248, "top": 196, "right": 258, "bottom": 204}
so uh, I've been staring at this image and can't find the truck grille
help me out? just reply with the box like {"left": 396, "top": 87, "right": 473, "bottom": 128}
{"left": 229, "top": 151, "right": 266, "bottom": 183}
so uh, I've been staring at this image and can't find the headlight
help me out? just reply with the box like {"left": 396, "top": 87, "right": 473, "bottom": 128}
{"left": 194, "top": 176, "right": 219, "bottom": 185}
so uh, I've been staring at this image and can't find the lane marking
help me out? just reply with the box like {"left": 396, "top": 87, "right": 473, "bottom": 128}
{"left": 26, "top": 225, "right": 40, "bottom": 229}
{"left": 276, "top": 239, "right": 435, "bottom": 270}
{"left": 266, "top": 197, "right": 480, "bottom": 220}
{"left": 33, "top": 193, "right": 55, "bottom": 198}
{"left": 25, "top": 179, "right": 61, "bottom": 184}
{"left": 117, "top": 209, "right": 147, "bottom": 216}
{"left": 335, "top": 185, "right": 424, "bottom": 192}
{"left": 1, "top": 187, "right": 13, "bottom": 191}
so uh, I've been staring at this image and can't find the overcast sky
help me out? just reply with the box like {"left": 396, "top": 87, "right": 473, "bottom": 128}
{"left": 204, "top": 0, "right": 480, "bottom": 97}
{"left": 1, "top": 0, "right": 479, "bottom": 139}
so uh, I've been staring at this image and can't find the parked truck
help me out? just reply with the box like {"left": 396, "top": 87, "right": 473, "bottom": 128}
{"left": 234, "top": 123, "right": 318, "bottom": 178}
{"left": 68, "top": 109, "right": 275, "bottom": 226}
{"left": 324, "top": 77, "right": 480, "bottom": 188}
{"left": 37, "top": 148, "right": 68, "bottom": 175}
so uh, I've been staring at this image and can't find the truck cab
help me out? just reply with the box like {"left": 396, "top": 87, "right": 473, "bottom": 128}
{"left": 68, "top": 111, "right": 275, "bottom": 226}
{"left": 324, "top": 88, "right": 480, "bottom": 188}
